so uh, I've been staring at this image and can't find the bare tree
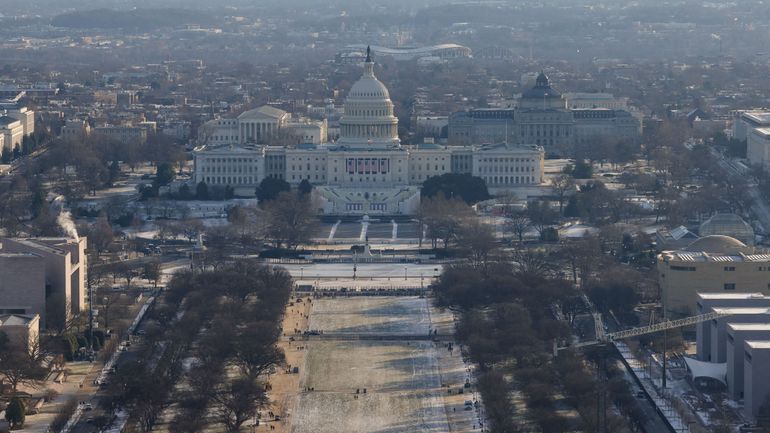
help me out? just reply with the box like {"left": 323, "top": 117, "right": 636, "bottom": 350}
{"left": 262, "top": 191, "right": 316, "bottom": 249}
{"left": 233, "top": 324, "right": 286, "bottom": 379}
{"left": 526, "top": 199, "right": 557, "bottom": 237}
{"left": 0, "top": 332, "right": 47, "bottom": 393}
{"left": 87, "top": 217, "right": 115, "bottom": 253}
{"left": 143, "top": 260, "right": 162, "bottom": 288}
{"left": 420, "top": 195, "right": 474, "bottom": 249}
{"left": 457, "top": 220, "right": 499, "bottom": 271}
{"left": 506, "top": 210, "right": 531, "bottom": 243}
{"left": 511, "top": 248, "right": 554, "bottom": 279}
{"left": 213, "top": 377, "right": 267, "bottom": 433}
{"left": 551, "top": 174, "right": 575, "bottom": 215}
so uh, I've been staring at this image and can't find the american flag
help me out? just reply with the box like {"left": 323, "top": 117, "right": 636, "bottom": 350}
{"left": 347, "top": 158, "right": 355, "bottom": 174}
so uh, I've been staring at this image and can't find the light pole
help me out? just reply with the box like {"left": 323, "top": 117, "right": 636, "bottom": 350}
{"left": 87, "top": 269, "right": 94, "bottom": 357}
{"left": 420, "top": 272, "right": 424, "bottom": 289}
{"left": 404, "top": 266, "right": 408, "bottom": 281}
{"left": 300, "top": 266, "right": 304, "bottom": 280}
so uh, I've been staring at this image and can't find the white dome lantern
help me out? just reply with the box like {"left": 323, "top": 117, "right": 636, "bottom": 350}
{"left": 337, "top": 46, "right": 400, "bottom": 148}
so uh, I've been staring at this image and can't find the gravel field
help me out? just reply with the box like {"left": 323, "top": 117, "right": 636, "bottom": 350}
{"left": 292, "top": 341, "right": 449, "bottom": 433}
{"left": 307, "top": 297, "right": 431, "bottom": 335}
{"left": 287, "top": 297, "right": 482, "bottom": 433}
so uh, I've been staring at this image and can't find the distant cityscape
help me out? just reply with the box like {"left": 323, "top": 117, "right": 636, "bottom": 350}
{"left": 5, "top": 2, "right": 770, "bottom": 433}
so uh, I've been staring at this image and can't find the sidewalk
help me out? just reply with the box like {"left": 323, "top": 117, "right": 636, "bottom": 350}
{"left": 16, "top": 361, "right": 101, "bottom": 433}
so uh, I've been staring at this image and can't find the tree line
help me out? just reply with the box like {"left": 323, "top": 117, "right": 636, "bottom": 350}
{"left": 102, "top": 259, "right": 292, "bottom": 433}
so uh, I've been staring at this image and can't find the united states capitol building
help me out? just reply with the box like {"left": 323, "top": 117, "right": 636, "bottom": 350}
{"left": 192, "top": 49, "right": 544, "bottom": 215}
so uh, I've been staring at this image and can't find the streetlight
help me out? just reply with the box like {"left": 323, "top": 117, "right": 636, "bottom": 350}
{"left": 300, "top": 266, "right": 304, "bottom": 280}
{"left": 420, "top": 272, "right": 424, "bottom": 289}
{"left": 404, "top": 266, "right": 408, "bottom": 281}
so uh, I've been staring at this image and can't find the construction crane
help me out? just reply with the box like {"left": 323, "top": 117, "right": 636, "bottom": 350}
{"left": 555, "top": 310, "right": 732, "bottom": 354}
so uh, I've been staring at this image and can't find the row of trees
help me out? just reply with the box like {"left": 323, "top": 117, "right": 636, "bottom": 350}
{"left": 421, "top": 173, "right": 490, "bottom": 204}
{"left": 429, "top": 194, "right": 664, "bottom": 432}
{"left": 435, "top": 248, "right": 579, "bottom": 431}
{"left": 104, "top": 259, "right": 292, "bottom": 433}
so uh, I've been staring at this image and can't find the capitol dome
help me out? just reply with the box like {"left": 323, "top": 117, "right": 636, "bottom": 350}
{"left": 348, "top": 72, "right": 391, "bottom": 100}
{"left": 337, "top": 46, "right": 400, "bottom": 148}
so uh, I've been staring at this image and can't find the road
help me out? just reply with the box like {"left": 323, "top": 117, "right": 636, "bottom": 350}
{"left": 590, "top": 302, "right": 675, "bottom": 433}
{"left": 64, "top": 258, "right": 186, "bottom": 433}
{"left": 67, "top": 304, "right": 153, "bottom": 433}
{"left": 616, "top": 356, "right": 674, "bottom": 433}
{"left": 281, "top": 263, "right": 442, "bottom": 279}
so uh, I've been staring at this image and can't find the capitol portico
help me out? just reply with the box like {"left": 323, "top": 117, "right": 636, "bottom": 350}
{"left": 193, "top": 47, "right": 545, "bottom": 215}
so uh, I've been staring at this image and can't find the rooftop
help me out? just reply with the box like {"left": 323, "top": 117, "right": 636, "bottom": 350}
{"left": 238, "top": 105, "right": 288, "bottom": 120}
{"left": 711, "top": 307, "right": 770, "bottom": 315}
{"left": 727, "top": 323, "right": 770, "bottom": 331}
{"left": 742, "top": 111, "right": 770, "bottom": 125}
{"left": 0, "top": 115, "right": 21, "bottom": 127}
{"left": 745, "top": 340, "right": 770, "bottom": 349}
{"left": 346, "top": 43, "right": 470, "bottom": 55}
{"left": 0, "top": 314, "right": 38, "bottom": 327}
{"left": 684, "top": 235, "right": 748, "bottom": 253}
{"left": 698, "top": 293, "right": 770, "bottom": 300}
{"left": 753, "top": 127, "right": 770, "bottom": 138}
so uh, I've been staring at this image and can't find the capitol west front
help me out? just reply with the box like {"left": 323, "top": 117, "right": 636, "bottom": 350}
{"left": 193, "top": 50, "right": 545, "bottom": 215}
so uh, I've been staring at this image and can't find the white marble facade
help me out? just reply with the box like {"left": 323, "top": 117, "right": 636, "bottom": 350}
{"left": 193, "top": 48, "right": 544, "bottom": 214}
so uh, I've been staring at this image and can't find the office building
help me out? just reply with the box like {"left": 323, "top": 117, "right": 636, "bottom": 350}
{"left": 0, "top": 237, "right": 87, "bottom": 330}
{"left": 0, "top": 314, "right": 40, "bottom": 355}
{"left": 695, "top": 292, "right": 770, "bottom": 362}
{"left": 657, "top": 236, "right": 770, "bottom": 318}
{"left": 726, "top": 323, "right": 770, "bottom": 400}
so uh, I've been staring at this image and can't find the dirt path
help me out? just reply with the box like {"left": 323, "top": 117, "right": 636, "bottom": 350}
{"left": 265, "top": 296, "right": 313, "bottom": 432}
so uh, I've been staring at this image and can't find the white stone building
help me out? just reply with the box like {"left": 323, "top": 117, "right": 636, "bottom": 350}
{"left": 200, "top": 105, "right": 326, "bottom": 146}
{"left": 564, "top": 92, "right": 629, "bottom": 110}
{"left": 193, "top": 143, "right": 265, "bottom": 196}
{"left": 448, "top": 74, "right": 642, "bottom": 152}
{"left": 472, "top": 143, "right": 544, "bottom": 190}
{"left": 748, "top": 127, "right": 770, "bottom": 170}
{"left": 193, "top": 47, "right": 544, "bottom": 215}
{"left": 0, "top": 115, "right": 24, "bottom": 153}
{"left": 5, "top": 107, "right": 34, "bottom": 137}
{"left": 61, "top": 119, "right": 91, "bottom": 140}
{"left": 93, "top": 125, "right": 148, "bottom": 144}
{"left": 733, "top": 111, "right": 770, "bottom": 142}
